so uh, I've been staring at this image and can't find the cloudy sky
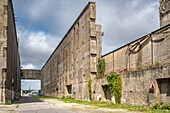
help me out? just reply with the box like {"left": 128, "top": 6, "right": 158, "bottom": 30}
{"left": 13, "top": 0, "right": 160, "bottom": 90}
{"left": 21, "top": 79, "right": 41, "bottom": 90}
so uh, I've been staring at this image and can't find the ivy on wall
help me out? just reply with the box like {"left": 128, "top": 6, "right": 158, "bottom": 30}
{"left": 97, "top": 58, "right": 106, "bottom": 76}
{"left": 107, "top": 72, "right": 122, "bottom": 104}
{"left": 88, "top": 75, "right": 92, "bottom": 101}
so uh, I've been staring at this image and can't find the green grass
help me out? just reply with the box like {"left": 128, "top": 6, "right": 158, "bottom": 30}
{"left": 34, "top": 96, "right": 170, "bottom": 113}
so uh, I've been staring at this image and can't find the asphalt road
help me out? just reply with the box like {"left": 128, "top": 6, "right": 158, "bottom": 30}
{"left": 0, "top": 96, "right": 76, "bottom": 113}
{"left": 0, "top": 96, "right": 130, "bottom": 113}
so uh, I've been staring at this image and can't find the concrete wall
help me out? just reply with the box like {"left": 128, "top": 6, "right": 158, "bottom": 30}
{"left": 159, "top": 0, "right": 170, "bottom": 27}
{"left": 20, "top": 0, "right": 170, "bottom": 106}
{"left": 91, "top": 64, "right": 170, "bottom": 106}
{"left": 41, "top": 2, "right": 102, "bottom": 100}
{"left": 0, "top": 0, "right": 8, "bottom": 104}
{"left": 0, "top": 0, "right": 21, "bottom": 104}
{"left": 21, "top": 69, "right": 41, "bottom": 80}
{"left": 99, "top": 24, "right": 170, "bottom": 105}
{"left": 121, "top": 64, "right": 170, "bottom": 106}
{"left": 103, "top": 25, "right": 170, "bottom": 74}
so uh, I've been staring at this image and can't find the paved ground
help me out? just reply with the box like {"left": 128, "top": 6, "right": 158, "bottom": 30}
{"left": 0, "top": 96, "right": 136, "bottom": 113}
{"left": 0, "top": 96, "right": 75, "bottom": 113}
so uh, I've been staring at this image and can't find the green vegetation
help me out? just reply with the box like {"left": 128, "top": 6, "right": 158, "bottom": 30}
{"left": 65, "top": 95, "right": 72, "bottom": 99}
{"left": 97, "top": 58, "right": 105, "bottom": 76}
{"left": 88, "top": 75, "right": 92, "bottom": 101}
{"left": 146, "top": 65, "right": 152, "bottom": 69}
{"left": 136, "top": 66, "right": 142, "bottom": 70}
{"left": 156, "top": 61, "right": 161, "bottom": 66}
{"left": 5, "top": 101, "right": 12, "bottom": 105}
{"left": 16, "top": 104, "right": 19, "bottom": 108}
{"left": 150, "top": 102, "right": 170, "bottom": 110}
{"left": 34, "top": 96, "right": 169, "bottom": 113}
{"left": 22, "top": 90, "right": 40, "bottom": 94}
{"left": 107, "top": 72, "right": 122, "bottom": 104}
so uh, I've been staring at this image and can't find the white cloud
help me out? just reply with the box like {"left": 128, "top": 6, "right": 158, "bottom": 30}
{"left": 96, "top": 0, "right": 159, "bottom": 54}
{"left": 13, "top": 0, "right": 160, "bottom": 68}
{"left": 22, "top": 63, "right": 36, "bottom": 69}
{"left": 18, "top": 27, "right": 61, "bottom": 69}
{"left": 13, "top": 0, "right": 88, "bottom": 36}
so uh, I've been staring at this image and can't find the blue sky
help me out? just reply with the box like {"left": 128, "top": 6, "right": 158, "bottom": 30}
{"left": 13, "top": 0, "right": 160, "bottom": 90}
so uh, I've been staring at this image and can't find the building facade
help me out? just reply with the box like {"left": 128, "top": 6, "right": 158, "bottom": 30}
{"left": 0, "top": 0, "right": 21, "bottom": 104}
{"left": 40, "top": 2, "right": 102, "bottom": 99}
{"left": 21, "top": 0, "right": 170, "bottom": 106}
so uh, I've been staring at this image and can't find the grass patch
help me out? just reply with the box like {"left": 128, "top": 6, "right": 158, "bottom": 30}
{"left": 34, "top": 96, "right": 169, "bottom": 113}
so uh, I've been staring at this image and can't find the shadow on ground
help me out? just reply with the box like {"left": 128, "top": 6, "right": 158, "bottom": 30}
{"left": 15, "top": 96, "right": 44, "bottom": 104}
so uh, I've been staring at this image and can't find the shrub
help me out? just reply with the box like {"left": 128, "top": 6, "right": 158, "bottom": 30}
{"left": 160, "top": 102, "right": 163, "bottom": 105}
{"left": 107, "top": 72, "right": 122, "bottom": 104}
{"left": 5, "top": 101, "right": 12, "bottom": 105}
{"left": 97, "top": 58, "right": 106, "bottom": 76}
{"left": 88, "top": 76, "right": 92, "bottom": 101}
{"left": 161, "top": 103, "right": 170, "bottom": 110}
{"left": 153, "top": 103, "right": 160, "bottom": 109}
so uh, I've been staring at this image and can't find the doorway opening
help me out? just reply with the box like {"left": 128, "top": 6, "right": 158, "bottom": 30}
{"left": 66, "top": 85, "right": 72, "bottom": 94}
{"left": 156, "top": 78, "right": 170, "bottom": 103}
{"left": 56, "top": 88, "right": 58, "bottom": 97}
{"left": 102, "top": 85, "right": 111, "bottom": 101}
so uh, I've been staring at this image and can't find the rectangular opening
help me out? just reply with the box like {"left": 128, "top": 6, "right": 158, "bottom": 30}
{"left": 102, "top": 85, "right": 111, "bottom": 101}
{"left": 3, "top": 47, "right": 7, "bottom": 57}
{"left": 66, "top": 85, "right": 72, "bottom": 94}
{"left": 56, "top": 88, "right": 58, "bottom": 97}
{"left": 156, "top": 78, "right": 170, "bottom": 104}
{"left": 3, "top": 5, "right": 8, "bottom": 15}
{"left": 2, "top": 68, "right": 7, "bottom": 80}
{"left": 3, "top": 26, "right": 6, "bottom": 37}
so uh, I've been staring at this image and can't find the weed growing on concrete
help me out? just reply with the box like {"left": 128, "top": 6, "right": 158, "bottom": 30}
{"left": 156, "top": 61, "right": 161, "bottom": 65}
{"left": 88, "top": 75, "right": 92, "bottom": 101}
{"left": 136, "top": 66, "right": 142, "bottom": 70}
{"left": 97, "top": 58, "right": 105, "bottom": 76}
{"left": 5, "top": 101, "right": 12, "bottom": 105}
{"left": 16, "top": 104, "right": 19, "bottom": 108}
{"left": 107, "top": 72, "right": 122, "bottom": 104}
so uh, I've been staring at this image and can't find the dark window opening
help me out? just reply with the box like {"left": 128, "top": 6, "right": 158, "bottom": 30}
{"left": 66, "top": 85, "right": 72, "bottom": 94}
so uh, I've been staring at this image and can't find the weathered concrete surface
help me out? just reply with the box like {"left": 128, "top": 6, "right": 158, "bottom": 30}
{"left": 21, "top": 69, "right": 41, "bottom": 79}
{"left": 40, "top": 1, "right": 102, "bottom": 100}
{"left": 20, "top": 0, "right": 170, "bottom": 106}
{"left": 89, "top": 0, "right": 170, "bottom": 105}
{"left": 0, "top": 0, "right": 21, "bottom": 104}
{"left": 103, "top": 25, "right": 170, "bottom": 74}
{"left": 159, "top": 0, "right": 170, "bottom": 27}
{"left": 121, "top": 64, "right": 170, "bottom": 106}
{"left": 100, "top": 17, "right": 170, "bottom": 106}
{"left": 92, "top": 64, "right": 170, "bottom": 106}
